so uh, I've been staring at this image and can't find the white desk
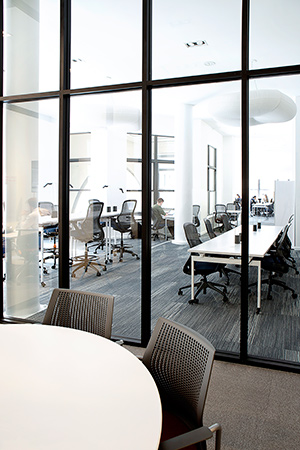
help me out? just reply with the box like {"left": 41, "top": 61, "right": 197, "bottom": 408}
{"left": 0, "top": 324, "right": 162, "bottom": 450}
{"left": 189, "top": 225, "right": 282, "bottom": 313}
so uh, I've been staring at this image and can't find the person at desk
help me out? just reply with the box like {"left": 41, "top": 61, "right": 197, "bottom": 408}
{"left": 234, "top": 194, "right": 241, "bottom": 209}
{"left": 250, "top": 195, "right": 257, "bottom": 215}
{"left": 152, "top": 198, "right": 174, "bottom": 239}
{"left": 263, "top": 194, "right": 269, "bottom": 203}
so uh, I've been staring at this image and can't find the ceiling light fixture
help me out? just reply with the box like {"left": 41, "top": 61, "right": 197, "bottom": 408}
{"left": 185, "top": 40, "right": 207, "bottom": 48}
{"left": 204, "top": 61, "right": 216, "bottom": 66}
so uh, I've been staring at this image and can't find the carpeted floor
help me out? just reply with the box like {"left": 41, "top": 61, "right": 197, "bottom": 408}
{"left": 125, "top": 345, "right": 300, "bottom": 450}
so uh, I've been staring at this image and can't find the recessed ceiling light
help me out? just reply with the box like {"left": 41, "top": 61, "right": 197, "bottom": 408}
{"left": 204, "top": 61, "right": 216, "bottom": 66}
{"left": 185, "top": 40, "right": 207, "bottom": 48}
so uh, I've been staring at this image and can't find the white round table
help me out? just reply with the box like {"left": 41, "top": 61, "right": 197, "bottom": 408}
{"left": 0, "top": 324, "right": 162, "bottom": 450}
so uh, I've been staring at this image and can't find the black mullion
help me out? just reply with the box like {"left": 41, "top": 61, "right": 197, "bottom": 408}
{"left": 141, "top": 0, "right": 152, "bottom": 346}
{"left": 58, "top": 0, "right": 71, "bottom": 288}
{"left": 240, "top": 0, "right": 250, "bottom": 362}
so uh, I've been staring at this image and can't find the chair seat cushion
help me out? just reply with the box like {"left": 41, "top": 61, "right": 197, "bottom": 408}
{"left": 183, "top": 256, "right": 219, "bottom": 276}
{"left": 160, "top": 409, "right": 198, "bottom": 450}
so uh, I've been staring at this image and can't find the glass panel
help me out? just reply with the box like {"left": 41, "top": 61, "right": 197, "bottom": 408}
{"left": 69, "top": 91, "right": 142, "bottom": 341}
{"left": 3, "top": 0, "right": 60, "bottom": 96}
{"left": 248, "top": 75, "right": 300, "bottom": 363}
{"left": 3, "top": 99, "right": 59, "bottom": 318}
{"left": 71, "top": 0, "right": 142, "bottom": 89}
{"left": 153, "top": 0, "right": 242, "bottom": 80}
{"left": 152, "top": 82, "right": 242, "bottom": 353}
{"left": 250, "top": 0, "right": 300, "bottom": 70}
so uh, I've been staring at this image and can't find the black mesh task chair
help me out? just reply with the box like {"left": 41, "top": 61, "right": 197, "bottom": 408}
{"left": 220, "top": 213, "right": 232, "bottom": 232}
{"left": 38, "top": 201, "right": 59, "bottom": 270}
{"left": 226, "top": 203, "right": 238, "bottom": 226}
{"left": 143, "top": 317, "right": 222, "bottom": 450}
{"left": 178, "top": 222, "right": 228, "bottom": 304}
{"left": 253, "top": 227, "right": 298, "bottom": 300}
{"left": 43, "top": 288, "right": 114, "bottom": 339}
{"left": 203, "top": 218, "right": 240, "bottom": 284}
{"left": 111, "top": 200, "right": 140, "bottom": 262}
{"left": 214, "top": 204, "right": 227, "bottom": 232}
{"left": 70, "top": 201, "right": 106, "bottom": 277}
{"left": 204, "top": 217, "right": 217, "bottom": 239}
{"left": 193, "top": 204, "right": 201, "bottom": 228}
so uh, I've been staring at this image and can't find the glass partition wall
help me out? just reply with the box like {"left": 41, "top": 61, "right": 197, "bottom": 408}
{"left": 1, "top": 0, "right": 300, "bottom": 372}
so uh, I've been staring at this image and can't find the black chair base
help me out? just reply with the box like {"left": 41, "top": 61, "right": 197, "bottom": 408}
{"left": 178, "top": 275, "right": 228, "bottom": 303}
{"left": 249, "top": 272, "right": 297, "bottom": 300}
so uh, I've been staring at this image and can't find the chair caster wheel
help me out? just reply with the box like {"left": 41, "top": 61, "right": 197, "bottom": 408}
{"left": 51, "top": 265, "right": 56, "bottom": 269}
{"left": 178, "top": 290, "right": 183, "bottom": 296}
{"left": 292, "top": 293, "right": 297, "bottom": 299}
{"left": 223, "top": 296, "right": 228, "bottom": 302}
{"left": 267, "top": 295, "right": 272, "bottom": 300}
{"left": 103, "top": 266, "right": 107, "bottom": 271}
{"left": 256, "top": 308, "right": 260, "bottom": 314}
{"left": 41, "top": 282, "right": 46, "bottom": 287}
{"left": 71, "top": 273, "right": 76, "bottom": 278}
{"left": 188, "top": 299, "right": 198, "bottom": 304}
{"left": 136, "top": 256, "right": 140, "bottom": 260}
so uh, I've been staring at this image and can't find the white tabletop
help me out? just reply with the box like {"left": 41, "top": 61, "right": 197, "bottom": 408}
{"left": 189, "top": 225, "right": 282, "bottom": 259}
{"left": 0, "top": 325, "right": 162, "bottom": 450}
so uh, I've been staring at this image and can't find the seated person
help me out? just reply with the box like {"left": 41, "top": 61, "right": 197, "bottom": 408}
{"left": 250, "top": 195, "right": 257, "bottom": 215}
{"left": 152, "top": 198, "right": 174, "bottom": 239}
{"left": 234, "top": 194, "right": 241, "bottom": 209}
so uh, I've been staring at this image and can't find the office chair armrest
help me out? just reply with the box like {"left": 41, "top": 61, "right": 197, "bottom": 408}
{"left": 159, "top": 425, "right": 215, "bottom": 450}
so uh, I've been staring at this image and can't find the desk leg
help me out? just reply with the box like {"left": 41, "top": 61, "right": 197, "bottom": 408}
{"left": 164, "top": 218, "right": 168, "bottom": 241}
{"left": 39, "top": 228, "right": 46, "bottom": 287}
{"left": 256, "top": 260, "right": 261, "bottom": 314}
{"left": 191, "top": 256, "right": 195, "bottom": 302}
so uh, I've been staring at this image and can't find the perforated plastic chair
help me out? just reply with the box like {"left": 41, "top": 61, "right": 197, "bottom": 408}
{"left": 43, "top": 288, "right": 114, "bottom": 339}
{"left": 143, "top": 317, "right": 222, "bottom": 450}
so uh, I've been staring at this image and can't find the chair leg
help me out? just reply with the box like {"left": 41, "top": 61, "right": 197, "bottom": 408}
{"left": 189, "top": 276, "right": 228, "bottom": 304}
{"left": 71, "top": 244, "right": 106, "bottom": 277}
{"left": 113, "top": 233, "right": 139, "bottom": 262}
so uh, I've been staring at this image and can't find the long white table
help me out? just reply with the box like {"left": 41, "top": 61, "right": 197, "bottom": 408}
{"left": 189, "top": 225, "right": 282, "bottom": 313}
{"left": 0, "top": 324, "right": 162, "bottom": 450}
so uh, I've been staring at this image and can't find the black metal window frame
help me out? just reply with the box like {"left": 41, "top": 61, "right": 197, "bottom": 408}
{"left": 1, "top": 0, "right": 300, "bottom": 372}
{"left": 127, "top": 132, "right": 175, "bottom": 203}
{"left": 207, "top": 145, "right": 217, "bottom": 215}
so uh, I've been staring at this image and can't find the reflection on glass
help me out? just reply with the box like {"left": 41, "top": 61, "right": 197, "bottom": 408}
{"left": 248, "top": 75, "right": 300, "bottom": 363}
{"left": 71, "top": 0, "right": 142, "bottom": 89}
{"left": 250, "top": 0, "right": 300, "bottom": 70}
{"left": 69, "top": 91, "right": 142, "bottom": 340}
{"left": 3, "top": 0, "right": 60, "bottom": 95}
{"left": 153, "top": 0, "right": 242, "bottom": 79}
{"left": 151, "top": 82, "right": 241, "bottom": 353}
{"left": 3, "top": 100, "right": 59, "bottom": 318}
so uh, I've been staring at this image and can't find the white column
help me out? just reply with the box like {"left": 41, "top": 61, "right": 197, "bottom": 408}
{"left": 174, "top": 104, "right": 193, "bottom": 244}
{"left": 4, "top": 2, "right": 41, "bottom": 317}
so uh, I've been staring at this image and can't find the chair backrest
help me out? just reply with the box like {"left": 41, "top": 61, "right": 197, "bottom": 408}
{"left": 192, "top": 204, "right": 200, "bottom": 228}
{"left": 204, "top": 218, "right": 216, "bottom": 239}
{"left": 82, "top": 201, "right": 104, "bottom": 237}
{"left": 117, "top": 199, "right": 137, "bottom": 230}
{"left": 143, "top": 317, "right": 215, "bottom": 428}
{"left": 183, "top": 222, "right": 202, "bottom": 248}
{"left": 215, "top": 204, "right": 227, "bottom": 223}
{"left": 38, "top": 201, "right": 54, "bottom": 214}
{"left": 43, "top": 288, "right": 114, "bottom": 339}
{"left": 226, "top": 202, "right": 236, "bottom": 211}
{"left": 220, "top": 213, "right": 232, "bottom": 232}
